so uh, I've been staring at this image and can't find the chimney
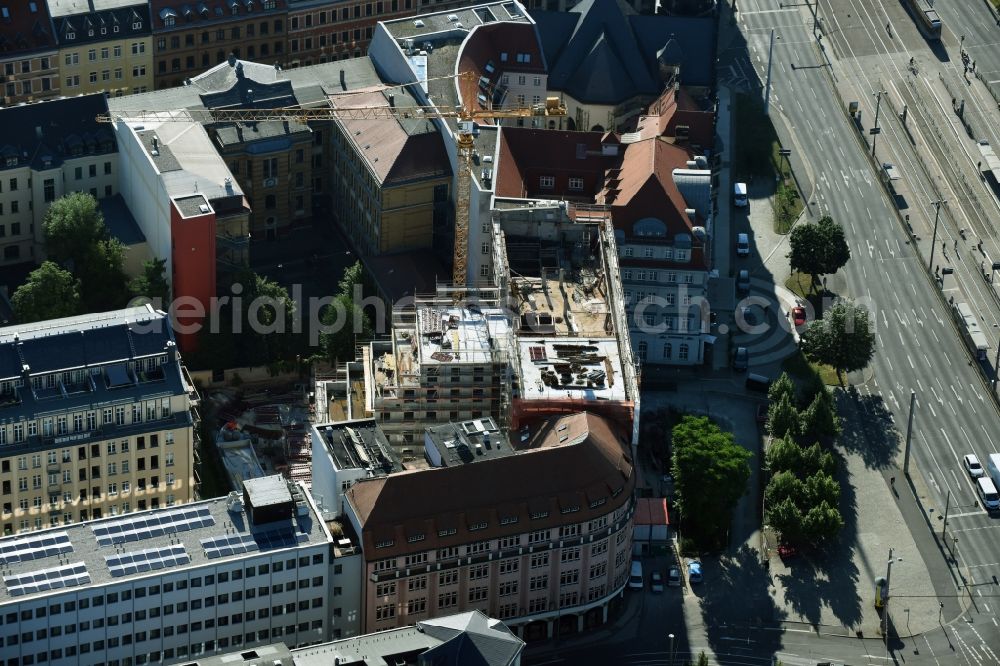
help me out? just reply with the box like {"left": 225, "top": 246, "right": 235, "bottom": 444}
{"left": 227, "top": 52, "right": 237, "bottom": 67}
{"left": 339, "top": 68, "right": 346, "bottom": 90}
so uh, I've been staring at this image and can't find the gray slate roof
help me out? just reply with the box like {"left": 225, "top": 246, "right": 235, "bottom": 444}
{"left": 531, "top": 0, "right": 715, "bottom": 104}
{"left": 0, "top": 93, "right": 115, "bottom": 172}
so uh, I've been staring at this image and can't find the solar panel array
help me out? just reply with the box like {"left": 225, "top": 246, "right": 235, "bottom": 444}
{"left": 0, "top": 531, "right": 73, "bottom": 564}
{"left": 105, "top": 544, "right": 190, "bottom": 577}
{"left": 201, "top": 528, "right": 308, "bottom": 559}
{"left": 3, "top": 562, "right": 90, "bottom": 597}
{"left": 91, "top": 506, "right": 215, "bottom": 546}
{"left": 201, "top": 533, "right": 259, "bottom": 559}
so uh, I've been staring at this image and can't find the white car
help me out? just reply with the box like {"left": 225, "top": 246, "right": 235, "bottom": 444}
{"left": 964, "top": 454, "right": 986, "bottom": 478}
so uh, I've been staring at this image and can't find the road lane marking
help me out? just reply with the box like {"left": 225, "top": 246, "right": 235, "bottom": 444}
{"left": 907, "top": 354, "right": 915, "bottom": 369}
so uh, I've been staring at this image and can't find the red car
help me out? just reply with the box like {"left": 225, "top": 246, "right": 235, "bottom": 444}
{"left": 792, "top": 306, "right": 807, "bottom": 327}
{"left": 778, "top": 544, "right": 799, "bottom": 560}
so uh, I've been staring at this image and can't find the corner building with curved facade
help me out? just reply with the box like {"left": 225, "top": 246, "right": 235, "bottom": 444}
{"left": 342, "top": 411, "right": 636, "bottom": 640}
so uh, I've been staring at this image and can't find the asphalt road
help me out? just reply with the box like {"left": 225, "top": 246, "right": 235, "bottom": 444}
{"left": 929, "top": 0, "right": 1000, "bottom": 114}
{"left": 732, "top": 0, "right": 1000, "bottom": 659}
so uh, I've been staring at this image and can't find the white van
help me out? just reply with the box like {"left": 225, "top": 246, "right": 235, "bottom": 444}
{"left": 977, "top": 477, "right": 1000, "bottom": 512}
{"left": 734, "top": 182, "right": 749, "bottom": 207}
{"left": 628, "top": 560, "right": 644, "bottom": 589}
{"left": 736, "top": 232, "right": 750, "bottom": 257}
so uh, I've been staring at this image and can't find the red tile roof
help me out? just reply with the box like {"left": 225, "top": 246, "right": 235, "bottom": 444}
{"left": 635, "top": 497, "right": 669, "bottom": 526}
{"left": 346, "top": 412, "right": 634, "bottom": 560}
{"left": 495, "top": 127, "right": 617, "bottom": 199}
{"left": 0, "top": 0, "right": 55, "bottom": 55}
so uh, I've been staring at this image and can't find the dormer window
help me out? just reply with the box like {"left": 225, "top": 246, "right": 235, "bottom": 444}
{"left": 164, "top": 16, "right": 175, "bottom": 26}
{"left": 263, "top": 0, "right": 275, "bottom": 8}
{"left": 5, "top": 157, "right": 17, "bottom": 167}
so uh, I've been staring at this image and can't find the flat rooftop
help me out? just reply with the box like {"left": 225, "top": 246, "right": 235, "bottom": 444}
{"left": 384, "top": 308, "right": 512, "bottom": 388}
{"left": 312, "top": 419, "right": 401, "bottom": 475}
{"left": 425, "top": 417, "right": 513, "bottom": 466}
{"left": 517, "top": 338, "right": 626, "bottom": 402}
{"left": 0, "top": 484, "right": 330, "bottom": 605}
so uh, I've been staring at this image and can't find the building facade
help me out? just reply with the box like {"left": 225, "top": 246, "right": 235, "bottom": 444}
{"left": 48, "top": 0, "right": 154, "bottom": 97}
{"left": 0, "top": 475, "right": 364, "bottom": 664}
{"left": 0, "top": 0, "right": 60, "bottom": 105}
{"left": 0, "top": 93, "right": 118, "bottom": 268}
{"left": 343, "top": 411, "right": 636, "bottom": 640}
{"left": 286, "top": 0, "right": 418, "bottom": 67}
{"left": 0, "top": 305, "right": 200, "bottom": 536}
{"left": 149, "top": 0, "right": 288, "bottom": 90}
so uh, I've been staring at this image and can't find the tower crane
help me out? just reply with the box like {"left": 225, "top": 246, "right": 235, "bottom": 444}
{"left": 97, "top": 85, "right": 567, "bottom": 289}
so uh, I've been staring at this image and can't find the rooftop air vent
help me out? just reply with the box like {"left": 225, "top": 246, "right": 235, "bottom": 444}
{"left": 198, "top": 203, "right": 210, "bottom": 214}
{"left": 412, "top": 19, "right": 424, "bottom": 27}
{"left": 447, "top": 13, "right": 459, "bottom": 21}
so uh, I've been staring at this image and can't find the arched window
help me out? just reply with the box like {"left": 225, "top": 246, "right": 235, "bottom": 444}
{"left": 637, "top": 341, "right": 647, "bottom": 361}
{"left": 662, "top": 343, "right": 672, "bottom": 360}
{"left": 679, "top": 344, "right": 689, "bottom": 360}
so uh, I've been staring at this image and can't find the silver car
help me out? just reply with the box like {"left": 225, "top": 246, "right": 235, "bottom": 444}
{"left": 964, "top": 454, "right": 986, "bottom": 478}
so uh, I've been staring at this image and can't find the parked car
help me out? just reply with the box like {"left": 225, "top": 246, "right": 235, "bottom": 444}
{"left": 650, "top": 571, "right": 664, "bottom": 593}
{"left": 736, "top": 232, "right": 750, "bottom": 257}
{"left": 733, "top": 346, "right": 749, "bottom": 371}
{"left": 964, "top": 454, "right": 986, "bottom": 478}
{"left": 737, "top": 269, "right": 751, "bottom": 293}
{"left": 686, "top": 559, "right": 703, "bottom": 584}
{"left": 740, "top": 305, "right": 758, "bottom": 326}
{"left": 792, "top": 306, "right": 807, "bottom": 327}
{"left": 667, "top": 567, "right": 682, "bottom": 587}
{"left": 628, "top": 560, "right": 644, "bottom": 590}
{"left": 778, "top": 544, "right": 799, "bottom": 560}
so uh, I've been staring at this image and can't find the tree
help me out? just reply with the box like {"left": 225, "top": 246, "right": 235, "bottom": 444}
{"left": 232, "top": 271, "right": 296, "bottom": 367}
{"left": 767, "top": 393, "right": 799, "bottom": 440}
{"left": 42, "top": 192, "right": 107, "bottom": 265}
{"left": 321, "top": 261, "right": 373, "bottom": 363}
{"left": 767, "top": 496, "right": 804, "bottom": 544}
{"left": 130, "top": 257, "right": 171, "bottom": 306}
{"left": 765, "top": 437, "right": 803, "bottom": 473}
{"left": 802, "top": 500, "right": 844, "bottom": 543}
{"left": 787, "top": 216, "right": 851, "bottom": 289}
{"left": 800, "top": 299, "right": 876, "bottom": 382}
{"left": 764, "top": 470, "right": 806, "bottom": 508}
{"left": 42, "top": 192, "right": 130, "bottom": 311}
{"left": 799, "top": 389, "right": 840, "bottom": 443}
{"left": 12, "top": 262, "right": 81, "bottom": 322}
{"left": 800, "top": 442, "right": 838, "bottom": 478}
{"left": 671, "top": 416, "right": 752, "bottom": 549}
{"left": 768, "top": 372, "right": 795, "bottom": 406}
{"left": 804, "top": 472, "right": 840, "bottom": 507}
{"left": 694, "top": 652, "right": 710, "bottom": 666}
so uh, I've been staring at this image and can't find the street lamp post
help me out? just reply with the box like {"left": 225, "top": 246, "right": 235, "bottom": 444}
{"left": 903, "top": 390, "right": 916, "bottom": 475}
{"left": 942, "top": 489, "right": 952, "bottom": 538}
{"left": 668, "top": 633, "right": 675, "bottom": 666}
{"left": 871, "top": 89, "right": 887, "bottom": 157}
{"left": 928, "top": 199, "right": 947, "bottom": 272}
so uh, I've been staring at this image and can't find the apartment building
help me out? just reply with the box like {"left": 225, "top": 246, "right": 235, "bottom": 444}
{"left": 47, "top": 0, "right": 154, "bottom": 97}
{"left": 343, "top": 411, "right": 636, "bottom": 640}
{"left": 0, "top": 474, "right": 364, "bottom": 665}
{"left": 328, "top": 83, "right": 451, "bottom": 257}
{"left": 0, "top": 305, "right": 199, "bottom": 536}
{"left": 365, "top": 295, "right": 515, "bottom": 449}
{"left": 0, "top": 93, "right": 118, "bottom": 268}
{"left": 493, "top": 98, "right": 714, "bottom": 368}
{"left": 309, "top": 417, "right": 403, "bottom": 516}
{"left": 148, "top": 0, "right": 288, "bottom": 90}
{"left": 285, "top": 0, "right": 417, "bottom": 68}
{"left": 0, "top": 0, "right": 60, "bottom": 105}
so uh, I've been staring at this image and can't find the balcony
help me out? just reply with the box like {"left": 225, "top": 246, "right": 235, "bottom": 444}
{"left": 46, "top": 463, "right": 60, "bottom": 472}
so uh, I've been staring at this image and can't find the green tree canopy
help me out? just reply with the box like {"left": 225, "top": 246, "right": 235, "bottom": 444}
{"left": 42, "top": 192, "right": 130, "bottom": 311}
{"left": 765, "top": 437, "right": 803, "bottom": 473}
{"left": 767, "top": 393, "right": 800, "bottom": 440}
{"left": 804, "top": 471, "right": 840, "bottom": 507}
{"left": 802, "top": 500, "right": 845, "bottom": 543}
{"left": 12, "top": 262, "right": 81, "bottom": 323}
{"left": 787, "top": 215, "right": 851, "bottom": 287}
{"left": 800, "top": 442, "right": 838, "bottom": 478}
{"left": 671, "top": 415, "right": 752, "bottom": 549}
{"left": 767, "top": 496, "right": 804, "bottom": 545}
{"left": 321, "top": 261, "right": 373, "bottom": 363}
{"left": 768, "top": 372, "right": 795, "bottom": 406}
{"left": 764, "top": 470, "right": 806, "bottom": 508}
{"left": 232, "top": 270, "right": 296, "bottom": 367}
{"left": 800, "top": 389, "right": 840, "bottom": 443}
{"left": 800, "top": 299, "right": 876, "bottom": 382}
{"left": 130, "top": 257, "right": 171, "bottom": 306}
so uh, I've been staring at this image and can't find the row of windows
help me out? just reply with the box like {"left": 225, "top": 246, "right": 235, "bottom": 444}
{"left": 2, "top": 59, "right": 51, "bottom": 76}
{"left": 157, "top": 20, "right": 282, "bottom": 49}
{"left": 500, "top": 74, "right": 543, "bottom": 87}
{"left": 636, "top": 340, "right": 691, "bottom": 361}
{"left": 2, "top": 619, "right": 323, "bottom": 666}
{"left": 162, "top": 0, "right": 278, "bottom": 26}
{"left": 621, "top": 245, "right": 685, "bottom": 260}
{"left": 289, "top": 0, "right": 410, "bottom": 29}
{"left": 4, "top": 77, "right": 54, "bottom": 97}
{"left": 622, "top": 269, "right": 695, "bottom": 283}
{"left": 64, "top": 43, "right": 144, "bottom": 66}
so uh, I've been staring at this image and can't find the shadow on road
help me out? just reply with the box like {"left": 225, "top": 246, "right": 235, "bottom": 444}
{"left": 775, "top": 448, "right": 863, "bottom": 630}
{"left": 835, "top": 388, "right": 900, "bottom": 470}
{"left": 696, "top": 544, "right": 787, "bottom": 657}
